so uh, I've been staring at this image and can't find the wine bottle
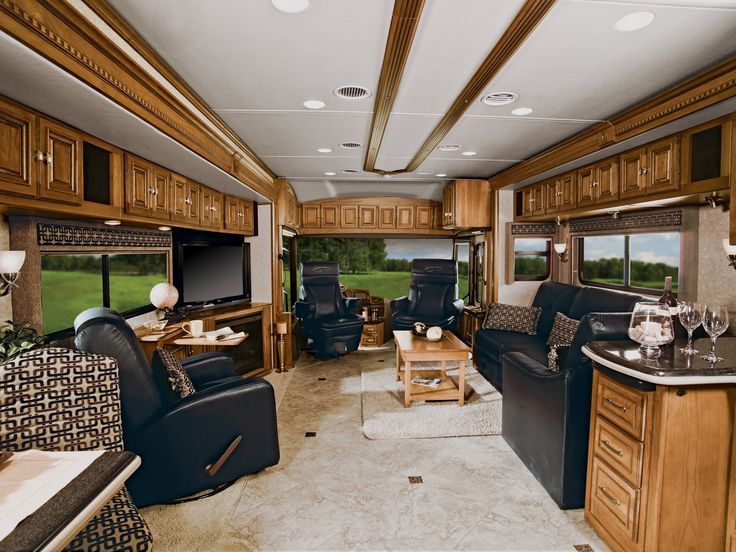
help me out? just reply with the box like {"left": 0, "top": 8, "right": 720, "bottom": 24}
{"left": 658, "top": 276, "right": 678, "bottom": 316}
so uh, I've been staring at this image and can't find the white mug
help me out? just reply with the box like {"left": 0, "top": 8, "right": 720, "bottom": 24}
{"left": 182, "top": 319, "right": 204, "bottom": 338}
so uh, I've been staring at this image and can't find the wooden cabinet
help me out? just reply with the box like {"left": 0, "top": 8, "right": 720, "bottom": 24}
{"left": 224, "top": 195, "right": 255, "bottom": 234}
{"left": 0, "top": 100, "right": 36, "bottom": 198}
{"left": 124, "top": 153, "right": 171, "bottom": 221}
{"left": 299, "top": 197, "right": 448, "bottom": 235}
{"left": 681, "top": 115, "right": 732, "bottom": 190}
{"left": 620, "top": 137, "right": 678, "bottom": 200}
{"left": 460, "top": 306, "right": 484, "bottom": 357}
{"left": 38, "top": 117, "right": 82, "bottom": 204}
{"left": 171, "top": 174, "right": 200, "bottom": 224}
{"left": 585, "top": 369, "right": 736, "bottom": 552}
{"left": 360, "top": 320, "right": 384, "bottom": 347}
{"left": 577, "top": 159, "right": 619, "bottom": 208}
{"left": 285, "top": 187, "right": 298, "bottom": 227}
{"left": 519, "top": 182, "right": 545, "bottom": 217}
{"left": 200, "top": 187, "right": 222, "bottom": 229}
{"left": 442, "top": 179, "right": 492, "bottom": 229}
{"left": 545, "top": 172, "right": 576, "bottom": 213}
{"left": 276, "top": 178, "right": 300, "bottom": 229}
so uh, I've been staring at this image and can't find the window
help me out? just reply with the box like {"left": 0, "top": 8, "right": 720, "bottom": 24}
{"left": 454, "top": 242, "right": 470, "bottom": 301}
{"left": 472, "top": 243, "right": 485, "bottom": 305}
{"left": 513, "top": 237, "right": 551, "bottom": 281}
{"left": 580, "top": 232, "right": 680, "bottom": 293}
{"left": 41, "top": 252, "right": 167, "bottom": 335}
{"left": 282, "top": 231, "right": 297, "bottom": 312}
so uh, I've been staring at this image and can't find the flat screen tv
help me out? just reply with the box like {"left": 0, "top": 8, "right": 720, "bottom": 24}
{"left": 173, "top": 230, "right": 251, "bottom": 307}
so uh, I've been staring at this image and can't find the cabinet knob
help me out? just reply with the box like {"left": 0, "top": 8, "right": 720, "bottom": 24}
{"left": 642, "top": 168, "right": 649, "bottom": 174}
{"left": 35, "top": 151, "right": 52, "bottom": 164}
{"left": 555, "top": 191, "right": 562, "bottom": 197}
{"left": 591, "top": 181, "right": 598, "bottom": 188}
{"left": 637, "top": 168, "right": 643, "bottom": 175}
{"left": 185, "top": 197, "right": 192, "bottom": 205}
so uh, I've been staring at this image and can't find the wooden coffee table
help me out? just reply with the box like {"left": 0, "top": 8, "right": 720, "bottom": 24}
{"left": 393, "top": 330, "right": 471, "bottom": 407}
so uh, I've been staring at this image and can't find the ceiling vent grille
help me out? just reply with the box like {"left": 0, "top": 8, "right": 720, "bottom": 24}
{"left": 481, "top": 92, "right": 519, "bottom": 106}
{"left": 333, "top": 85, "right": 372, "bottom": 100}
{"left": 342, "top": 169, "right": 360, "bottom": 174}
{"left": 437, "top": 144, "right": 461, "bottom": 152}
{"left": 339, "top": 142, "right": 363, "bottom": 149}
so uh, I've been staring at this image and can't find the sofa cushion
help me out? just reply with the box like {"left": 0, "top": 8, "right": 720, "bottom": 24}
{"left": 569, "top": 286, "right": 643, "bottom": 319}
{"left": 547, "top": 313, "right": 581, "bottom": 348}
{"left": 532, "top": 282, "right": 582, "bottom": 338}
{"left": 475, "top": 329, "right": 549, "bottom": 367}
{"left": 482, "top": 303, "right": 542, "bottom": 335}
{"left": 152, "top": 348, "right": 196, "bottom": 403}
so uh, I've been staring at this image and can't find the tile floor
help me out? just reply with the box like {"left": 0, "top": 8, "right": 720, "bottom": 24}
{"left": 142, "top": 344, "right": 610, "bottom": 551}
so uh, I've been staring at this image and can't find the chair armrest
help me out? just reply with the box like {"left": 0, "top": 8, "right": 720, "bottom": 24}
{"left": 294, "top": 300, "right": 315, "bottom": 319}
{"left": 343, "top": 297, "right": 362, "bottom": 311}
{"left": 181, "top": 352, "right": 236, "bottom": 387}
{"left": 390, "top": 296, "right": 410, "bottom": 311}
{"left": 452, "top": 299, "right": 465, "bottom": 317}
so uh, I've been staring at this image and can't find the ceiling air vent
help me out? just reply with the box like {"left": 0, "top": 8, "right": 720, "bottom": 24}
{"left": 437, "top": 144, "right": 461, "bottom": 152}
{"left": 333, "top": 85, "right": 372, "bottom": 100}
{"left": 342, "top": 169, "right": 360, "bottom": 174}
{"left": 481, "top": 92, "right": 519, "bottom": 106}
{"left": 339, "top": 142, "right": 363, "bottom": 150}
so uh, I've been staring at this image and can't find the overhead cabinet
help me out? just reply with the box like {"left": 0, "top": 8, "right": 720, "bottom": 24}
{"left": 200, "top": 187, "right": 223, "bottom": 229}
{"left": 125, "top": 153, "right": 170, "bottom": 221}
{"left": 171, "top": 173, "right": 200, "bottom": 224}
{"left": 0, "top": 100, "right": 36, "bottom": 198}
{"left": 224, "top": 195, "right": 255, "bottom": 234}
{"left": 442, "top": 179, "right": 492, "bottom": 230}
{"left": 620, "top": 137, "right": 678, "bottom": 200}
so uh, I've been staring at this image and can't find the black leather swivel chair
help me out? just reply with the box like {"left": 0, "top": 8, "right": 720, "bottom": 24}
{"left": 390, "top": 259, "right": 464, "bottom": 331}
{"left": 293, "top": 261, "right": 364, "bottom": 359}
{"left": 74, "top": 307, "right": 279, "bottom": 507}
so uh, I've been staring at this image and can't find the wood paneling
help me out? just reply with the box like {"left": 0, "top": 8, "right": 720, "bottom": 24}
{"left": 322, "top": 205, "right": 338, "bottom": 227}
{"left": 379, "top": 205, "right": 396, "bottom": 228}
{"left": 0, "top": 100, "right": 35, "bottom": 197}
{"left": 125, "top": 154, "right": 152, "bottom": 217}
{"left": 442, "top": 179, "right": 492, "bottom": 229}
{"left": 150, "top": 166, "right": 171, "bottom": 220}
{"left": 396, "top": 205, "right": 413, "bottom": 228}
{"left": 340, "top": 205, "right": 359, "bottom": 228}
{"left": 38, "top": 118, "right": 82, "bottom": 204}
{"left": 416, "top": 205, "right": 433, "bottom": 228}
{"left": 359, "top": 205, "right": 378, "bottom": 228}
{"left": 301, "top": 204, "right": 320, "bottom": 228}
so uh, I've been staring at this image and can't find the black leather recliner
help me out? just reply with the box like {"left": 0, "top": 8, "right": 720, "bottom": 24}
{"left": 390, "top": 259, "right": 464, "bottom": 331}
{"left": 74, "top": 307, "right": 280, "bottom": 507}
{"left": 293, "top": 261, "right": 364, "bottom": 359}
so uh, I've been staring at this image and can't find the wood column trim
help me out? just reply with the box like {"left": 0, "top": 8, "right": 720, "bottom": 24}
{"left": 363, "top": 0, "right": 425, "bottom": 173}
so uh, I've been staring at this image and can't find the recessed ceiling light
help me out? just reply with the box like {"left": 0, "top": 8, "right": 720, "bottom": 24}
{"left": 462, "top": 151, "right": 477, "bottom": 156}
{"left": 418, "top": 171, "right": 433, "bottom": 175}
{"left": 481, "top": 92, "right": 519, "bottom": 106}
{"left": 511, "top": 107, "right": 533, "bottom": 116}
{"left": 158, "top": 226, "right": 171, "bottom": 231}
{"left": 317, "top": 148, "right": 332, "bottom": 153}
{"left": 435, "top": 173, "right": 447, "bottom": 177}
{"left": 104, "top": 220, "right": 121, "bottom": 226}
{"left": 272, "top": 0, "right": 309, "bottom": 13}
{"left": 324, "top": 172, "right": 336, "bottom": 176}
{"left": 303, "top": 100, "right": 325, "bottom": 109}
{"left": 614, "top": 11, "right": 655, "bottom": 32}
{"left": 382, "top": 174, "right": 392, "bottom": 179}
{"left": 437, "top": 144, "right": 461, "bottom": 152}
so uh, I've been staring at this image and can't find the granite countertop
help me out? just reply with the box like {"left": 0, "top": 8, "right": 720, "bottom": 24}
{"left": 583, "top": 337, "right": 736, "bottom": 385}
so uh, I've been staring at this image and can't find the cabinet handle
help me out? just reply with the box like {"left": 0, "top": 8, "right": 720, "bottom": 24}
{"left": 642, "top": 168, "right": 649, "bottom": 174}
{"left": 637, "top": 168, "right": 643, "bottom": 176}
{"left": 591, "top": 181, "right": 598, "bottom": 188}
{"left": 148, "top": 187, "right": 156, "bottom": 195}
{"left": 555, "top": 190, "right": 562, "bottom": 197}
{"left": 185, "top": 197, "right": 192, "bottom": 205}
{"left": 35, "top": 151, "right": 52, "bottom": 163}
{"left": 601, "top": 439, "right": 624, "bottom": 457}
{"left": 605, "top": 397, "right": 627, "bottom": 412}
{"left": 210, "top": 206, "right": 216, "bottom": 212}
{"left": 529, "top": 198, "right": 535, "bottom": 204}
{"left": 598, "top": 486, "right": 620, "bottom": 506}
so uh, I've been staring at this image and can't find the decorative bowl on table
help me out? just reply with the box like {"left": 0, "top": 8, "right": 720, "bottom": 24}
{"left": 411, "top": 322, "right": 428, "bottom": 338}
{"left": 628, "top": 302, "right": 674, "bottom": 359}
{"left": 145, "top": 319, "right": 168, "bottom": 332}
{"left": 425, "top": 326, "right": 443, "bottom": 342}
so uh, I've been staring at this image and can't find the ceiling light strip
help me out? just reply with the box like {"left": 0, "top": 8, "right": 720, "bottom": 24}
{"left": 404, "top": 0, "right": 556, "bottom": 173}
{"left": 363, "top": 0, "right": 426, "bottom": 173}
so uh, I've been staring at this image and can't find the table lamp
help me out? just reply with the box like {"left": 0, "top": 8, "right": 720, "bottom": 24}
{"left": 149, "top": 283, "right": 179, "bottom": 319}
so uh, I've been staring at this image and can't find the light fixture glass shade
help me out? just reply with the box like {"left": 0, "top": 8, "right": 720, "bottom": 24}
{"left": 723, "top": 239, "right": 736, "bottom": 256}
{"left": 149, "top": 282, "right": 179, "bottom": 310}
{"left": 554, "top": 243, "right": 568, "bottom": 255}
{"left": 0, "top": 251, "right": 25, "bottom": 273}
{"left": 272, "top": 0, "right": 309, "bottom": 13}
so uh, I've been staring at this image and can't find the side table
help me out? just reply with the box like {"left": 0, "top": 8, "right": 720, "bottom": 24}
{"left": 360, "top": 319, "right": 384, "bottom": 347}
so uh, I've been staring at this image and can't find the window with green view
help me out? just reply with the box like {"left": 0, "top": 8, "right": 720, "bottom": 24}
{"left": 41, "top": 252, "right": 167, "bottom": 335}
{"left": 514, "top": 237, "right": 551, "bottom": 281}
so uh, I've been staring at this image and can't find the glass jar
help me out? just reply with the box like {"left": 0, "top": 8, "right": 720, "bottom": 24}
{"left": 628, "top": 302, "right": 674, "bottom": 359}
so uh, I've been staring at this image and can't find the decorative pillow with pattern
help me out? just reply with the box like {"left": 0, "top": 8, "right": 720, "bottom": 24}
{"left": 546, "top": 312, "right": 580, "bottom": 348}
{"left": 152, "top": 348, "right": 195, "bottom": 403}
{"left": 481, "top": 303, "right": 542, "bottom": 335}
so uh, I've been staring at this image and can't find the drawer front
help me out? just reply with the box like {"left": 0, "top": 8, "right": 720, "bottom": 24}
{"left": 363, "top": 324, "right": 378, "bottom": 335}
{"left": 361, "top": 334, "right": 379, "bottom": 346}
{"left": 593, "top": 416, "right": 644, "bottom": 487}
{"left": 589, "top": 457, "right": 641, "bottom": 544}
{"left": 597, "top": 374, "right": 647, "bottom": 439}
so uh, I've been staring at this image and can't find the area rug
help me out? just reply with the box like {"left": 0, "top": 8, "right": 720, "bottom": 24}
{"left": 361, "top": 357, "right": 503, "bottom": 440}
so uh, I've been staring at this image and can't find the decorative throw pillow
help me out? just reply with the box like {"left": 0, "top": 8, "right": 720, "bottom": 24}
{"left": 547, "top": 347, "right": 561, "bottom": 373}
{"left": 152, "top": 348, "right": 195, "bottom": 403}
{"left": 546, "top": 312, "right": 580, "bottom": 348}
{"left": 482, "top": 303, "right": 542, "bottom": 335}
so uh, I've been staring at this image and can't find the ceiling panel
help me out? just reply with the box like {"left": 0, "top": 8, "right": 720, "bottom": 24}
{"left": 467, "top": 0, "right": 736, "bottom": 121}
{"left": 108, "top": 0, "right": 393, "bottom": 111}
{"left": 288, "top": 179, "right": 446, "bottom": 202}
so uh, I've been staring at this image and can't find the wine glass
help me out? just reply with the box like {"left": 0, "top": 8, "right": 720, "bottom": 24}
{"left": 678, "top": 301, "right": 702, "bottom": 355}
{"left": 701, "top": 305, "right": 729, "bottom": 363}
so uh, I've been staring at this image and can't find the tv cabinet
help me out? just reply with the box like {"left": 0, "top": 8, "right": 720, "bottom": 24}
{"left": 135, "top": 302, "right": 272, "bottom": 378}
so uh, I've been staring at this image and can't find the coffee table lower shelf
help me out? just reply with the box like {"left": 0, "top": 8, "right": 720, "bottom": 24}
{"left": 402, "top": 369, "right": 462, "bottom": 404}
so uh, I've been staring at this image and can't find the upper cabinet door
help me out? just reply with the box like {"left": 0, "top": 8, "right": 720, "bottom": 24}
{"left": 595, "top": 159, "right": 619, "bottom": 204}
{"left": 186, "top": 181, "right": 200, "bottom": 223}
{"left": 322, "top": 205, "right": 338, "bottom": 227}
{"left": 619, "top": 147, "right": 647, "bottom": 200}
{"left": 150, "top": 167, "right": 171, "bottom": 220}
{"left": 416, "top": 205, "right": 433, "bottom": 228}
{"left": 648, "top": 137, "right": 678, "bottom": 194}
{"left": 396, "top": 205, "right": 414, "bottom": 229}
{"left": 241, "top": 199, "right": 254, "bottom": 234}
{"left": 170, "top": 172, "right": 188, "bottom": 222}
{"left": 576, "top": 165, "right": 596, "bottom": 208}
{"left": 210, "top": 191, "right": 223, "bottom": 228}
{"left": 125, "top": 154, "right": 151, "bottom": 216}
{"left": 379, "top": 205, "right": 396, "bottom": 228}
{"left": 359, "top": 205, "right": 377, "bottom": 228}
{"left": 558, "top": 172, "right": 576, "bottom": 211}
{"left": 301, "top": 204, "right": 320, "bottom": 227}
{"left": 0, "top": 101, "right": 36, "bottom": 198}
{"left": 340, "top": 205, "right": 358, "bottom": 228}
{"left": 38, "top": 118, "right": 82, "bottom": 204}
{"left": 224, "top": 195, "right": 241, "bottom": 229}
{"left": 545, "top": 180, "right": 559, "bottom": 213}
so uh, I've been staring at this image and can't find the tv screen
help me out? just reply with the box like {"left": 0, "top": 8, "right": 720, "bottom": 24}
{"left": 180, "top": 244, "right": 250, "bottom": 305}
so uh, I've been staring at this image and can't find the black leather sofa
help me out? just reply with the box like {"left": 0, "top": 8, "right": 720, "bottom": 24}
{"left": 390, "top": 259, "right": 464, "bottom": 331}
{"left": 475, "top": 282, "right": 644, "bottom": 509}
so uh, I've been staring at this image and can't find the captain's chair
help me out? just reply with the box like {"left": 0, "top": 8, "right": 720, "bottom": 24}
{"left": 390, "top": 259, "right": 464, "bottom": 331}
{"left": 294, "top": 261, "right": 364, "bottom": 359}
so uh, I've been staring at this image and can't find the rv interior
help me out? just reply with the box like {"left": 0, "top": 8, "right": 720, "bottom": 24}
{"left": 1, "top": 0, "right": 736, "bottom": 550}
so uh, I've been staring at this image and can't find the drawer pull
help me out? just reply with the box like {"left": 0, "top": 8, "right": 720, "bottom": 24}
{"left": 601, "top": 439, "right": 624, "bottom": 457}
{"left": 598, "top": 485, "right": 620, "bottom": 506}
{"left": 606, "top": 397, "right": 627, "bottom": 411}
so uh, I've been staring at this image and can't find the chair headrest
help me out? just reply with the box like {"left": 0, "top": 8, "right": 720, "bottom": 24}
{"left": 410, "top": 259, "right": 457, "bottom": 282}
{"left": 73, "top": 307, "right": 126, "bottom": 334}
{"left": 300, "top": 261, "right": 341, "bottom": 285}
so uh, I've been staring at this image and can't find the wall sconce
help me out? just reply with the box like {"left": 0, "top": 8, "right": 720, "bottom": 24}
{"left": 723, "top": 239, "right": 736, "bottom": 269}
{"left": 0, "top": 251, "right": 26, "bottom": 296}
{"left": 554, "top": 243, "right": 568, "bottom": 263}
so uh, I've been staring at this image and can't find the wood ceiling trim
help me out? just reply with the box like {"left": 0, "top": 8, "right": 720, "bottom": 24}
{"left": 0, "top": 0, "right": 277, "bottom": 200}
{"left": 488, "top": 56, "right": 736, "bottom": 189}
{"left": 79, "top": 0, "right": 277, "bottom": 184}
{"left": 363, "top": 0, "right": 425, "bottom": 173}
